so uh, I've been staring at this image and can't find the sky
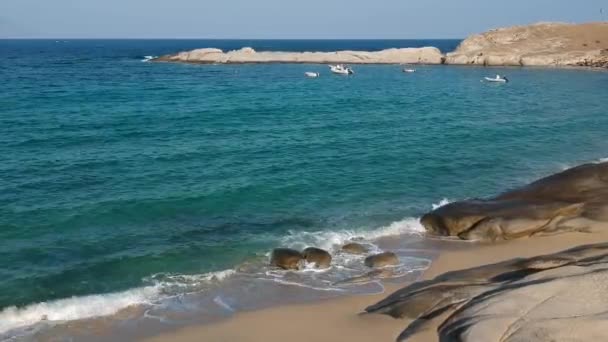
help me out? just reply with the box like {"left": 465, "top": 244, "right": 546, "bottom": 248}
{"left": 1, "top": 0, "right": 606, "bottom": 39}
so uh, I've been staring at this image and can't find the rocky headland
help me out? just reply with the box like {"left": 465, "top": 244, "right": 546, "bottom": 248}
{"left": 153, "top": 22, "right": 608, "bottom": 68}
{"left": 445, "top": 22, "right": 608, "bottom": 68}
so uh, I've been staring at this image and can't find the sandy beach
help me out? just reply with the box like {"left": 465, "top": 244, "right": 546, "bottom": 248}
{"left": 143, "top": 229, "right": 608, "bottom": 342}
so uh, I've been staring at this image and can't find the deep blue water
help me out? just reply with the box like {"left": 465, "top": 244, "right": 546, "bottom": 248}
{"left": 1, "top": 39, "right": 607, "bottom": 338}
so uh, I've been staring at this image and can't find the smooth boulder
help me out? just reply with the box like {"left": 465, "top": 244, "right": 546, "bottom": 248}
{"left": 365, "top": 243, "right": 608, "bottom": 342}
{"left": 364, "top": 252, "right": 399, "bottom": 268}
{"left": 341, "top": 242, "right": 369, "bottom": 254}
{"left": 302, "top": 247, "right": 332, "bottom": 269}
{"left": 270, "top": 248, "right": 303, "bottom": 270}
{"left": 421, "top": 162, "right": 608, "bottom": 241}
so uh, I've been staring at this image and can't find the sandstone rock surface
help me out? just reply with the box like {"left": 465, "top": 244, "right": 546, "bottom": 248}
{"left": 445, "top": 22, "right": 608, "bottom": 68}
{"left": 421, "top": 162, "right": 608, "bottom": 241}
{"left": 365, "top": 242, "right": 608, "bottom": 341}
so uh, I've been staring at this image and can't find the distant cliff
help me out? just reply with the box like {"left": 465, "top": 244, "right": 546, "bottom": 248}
{"left": 445, "top": 22, "right": 608, "bottom": 68}
{"left": 154, "top": 22, "right": 608, "bottom": 68}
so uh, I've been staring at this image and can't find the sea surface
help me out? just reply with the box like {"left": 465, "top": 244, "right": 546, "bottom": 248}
{"left": 1, "top": 39, "right": 607, "bottom": 341}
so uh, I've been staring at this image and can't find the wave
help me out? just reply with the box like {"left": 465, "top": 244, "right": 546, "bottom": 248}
{"left": 0, "top": 211, "right": 436, "bottom": 338}
{"left": 0, "top": 285, "right": 161, "bottom": 336}
{"left": 0, "top": 269, "right": 236, "bottom": 337}
{"left": 141, "top": 55, "right": 157, "bottom": 62}
{"left": 278, "top": 217, "right": 425, "bottom": 252}
{"left": 431, "top": 198, "right": 451, "bottom": 210}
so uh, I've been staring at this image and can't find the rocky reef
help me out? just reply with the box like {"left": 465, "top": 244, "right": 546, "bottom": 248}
{"left": 445, "top": 22, "right": 608, "bottom": 68}
{"left": 153, "top": 46, "right": 444, "bottom": 65}
{"left": 366, "top": 242, "right": 608, "bottom": 341}
{"left": 421, "top": 161, "right": 608, "bottom": 241}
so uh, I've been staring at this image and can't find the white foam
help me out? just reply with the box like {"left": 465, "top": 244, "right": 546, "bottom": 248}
{"left": 0, "top": 285, "right": 161, "bottom": 335}
{"left": 141, "top": 55, "right": 157, "bottom": 62}
{"left": 432, "top": 198, "right": 451, "bottom": 210}
{"left": 0, "top": 269, "right": 237, "bottom": 336}
{"left": 279, "top": 217, "right": 425, "bottom": 252}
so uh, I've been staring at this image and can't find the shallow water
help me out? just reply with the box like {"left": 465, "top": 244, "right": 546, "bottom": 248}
{"left": 1, "top": 39, "right": 608, "bottom": 340}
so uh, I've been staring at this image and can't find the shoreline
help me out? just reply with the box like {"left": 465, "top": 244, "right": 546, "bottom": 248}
{"left": 142, "top": 230, "right": 608, "bottom": 342}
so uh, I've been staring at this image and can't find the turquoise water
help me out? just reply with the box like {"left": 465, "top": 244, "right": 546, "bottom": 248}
{"left": 1, "top": 39, "right": 607, "bottom": 338}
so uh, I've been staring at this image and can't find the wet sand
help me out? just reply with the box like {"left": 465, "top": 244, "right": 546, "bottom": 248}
{"left": 142, "top": 230, "right": 608, "bottom": 342}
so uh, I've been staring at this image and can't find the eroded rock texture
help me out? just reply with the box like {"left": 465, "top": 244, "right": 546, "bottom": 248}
{"left": 421, "top": 162, "right": 608, "bottom": 241}
{"left": 365, "top": 243, "right": 608, "bottom": 341}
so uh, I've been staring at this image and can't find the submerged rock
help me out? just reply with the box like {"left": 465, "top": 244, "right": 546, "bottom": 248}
{"left": 270, "top": 248, "right": 303, "bottom": 270}
{"left": 365, "top": 242, "right": 608, "bottom": 341}
{"left": 421, "top": 162, "right": 608, "bottom": 241}
{"left": 302, "top": 247, "right": 332, "bottom": 269}
{"left": 341, "top": 242, "right": 369, "bottom": 254}
{"left": 364, "top": 252, "right": 399, "bottom": 268}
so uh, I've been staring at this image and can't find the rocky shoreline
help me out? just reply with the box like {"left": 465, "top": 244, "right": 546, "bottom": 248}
{"left": 154, "top": 22, "right": 608, "bottom": 68}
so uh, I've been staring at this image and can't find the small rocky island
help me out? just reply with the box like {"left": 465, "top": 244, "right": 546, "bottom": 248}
{"left": 154, "top": 22, "right": 608, "bottom": 68}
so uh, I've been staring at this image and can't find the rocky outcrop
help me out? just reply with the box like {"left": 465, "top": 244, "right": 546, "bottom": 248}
{"left": 270, "top": 248, "right": 303, "bottom": 270}
{"left": 153, "top": 47, "right": 444, "bottom": 65}
{"left": 302, "top": 247, "right": 332, "bottom": 269}
{"left": 445, "top": 22, "right": 608, "bottom": 68}
{"left": 421, "top": 162, "right": 608, "bottom": 241}
{"left": 365, "top": 252, "right": 400, "bottom": 268}
{"left": 365, "top": 242, "right": 608, "bottom": 341}
{"left": 341, "top": 242, "right": 369, "bottom": 254}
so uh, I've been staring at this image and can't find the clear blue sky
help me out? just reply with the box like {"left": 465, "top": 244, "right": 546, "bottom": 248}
{"left": 1, "top": 0, "right": 606, "bottom": 38}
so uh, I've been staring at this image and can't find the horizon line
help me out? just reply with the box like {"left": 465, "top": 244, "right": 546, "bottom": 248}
{"left": 0, "top": 37, "right": 464, "bottom": 40}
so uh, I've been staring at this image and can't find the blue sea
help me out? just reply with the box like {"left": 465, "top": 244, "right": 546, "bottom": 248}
{"left": 1, "top": 39, "right": 607, "bottom": 340}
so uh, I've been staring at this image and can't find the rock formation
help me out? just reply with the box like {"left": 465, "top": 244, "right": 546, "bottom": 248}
{"left": 421, "top": 162, "right": 608, "bottom": 241}
{"left": 302, "top": 247, "right": 332, "bottom": 269}
{"left": 341, "top": 242, "right": 369, "bottom": 254}
{"left": 270, "top": 248, "right": 303, "bottom": 270}
{"left": 153, "top": 47, "right": 444, "bottom": 65}
{"left": 365, "top": 242, "right": 608, "bottom": 341}
{"left": 365, "top": 252, "right": 400, "bottom": 268}
{"left": 445, "top": 22, "right": 608, "bottom": 68}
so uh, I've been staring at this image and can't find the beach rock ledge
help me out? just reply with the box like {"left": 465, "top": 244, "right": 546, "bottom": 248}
{"left": 366, "top": 242, "right": 608, "bottom": 341}
{"left": 421, "top": 161, "right": 608, "bottom": 241}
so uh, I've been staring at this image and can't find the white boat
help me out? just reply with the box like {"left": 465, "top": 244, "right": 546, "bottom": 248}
{"left": 484, "top": 75, "right": 509, "bottom": 83}
{"left": 329, "top": 64, "right": 354, "bottom": 75}
{"left": 403, "top": 68, "right": 416, "bottom": 73}
{"left": 305, "top": 72, "right": 320, "bottom": 78}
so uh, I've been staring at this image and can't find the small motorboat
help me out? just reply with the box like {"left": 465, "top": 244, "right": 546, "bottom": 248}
{"left": 484, "top": 75, "right": 509, "bottom": 83}
{"left": 329, "top": 64, "right": 354, "bottom": 75}
{"left": 402, "top": 68, "right": 416, "bottom": 73}
{"left": 305, "top": 72, "right": 320, "bottom": 78}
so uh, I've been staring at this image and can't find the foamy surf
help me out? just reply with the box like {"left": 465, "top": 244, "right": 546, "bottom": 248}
{"left": 141, "top": 55, "right": 157, "bottom": 62}
{"left": 0, "top": 215, "right": 434, "bottom": 339}
{"left": 0, "top": 285, "right": 161, "bottom": 336}
{"left": 0, "top": 269, "right": 237, "bottom": 337}
{"left": 279, "top": 217, "right": 425, "bottom": 252}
